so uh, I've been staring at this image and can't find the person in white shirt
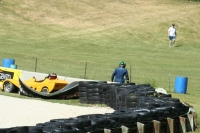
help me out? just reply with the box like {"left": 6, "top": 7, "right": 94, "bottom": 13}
{"left": 168, "top": 24, "right": 176, "bottom": 47}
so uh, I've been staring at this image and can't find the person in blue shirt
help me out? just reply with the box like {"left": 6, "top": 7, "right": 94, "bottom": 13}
{"left": 111, "top": 61, "right": 129, "bottom": 83}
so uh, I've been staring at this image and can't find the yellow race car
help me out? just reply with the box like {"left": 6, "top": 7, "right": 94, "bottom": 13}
{"left": 1, "top": 73, "right": 69, "bottom": 94}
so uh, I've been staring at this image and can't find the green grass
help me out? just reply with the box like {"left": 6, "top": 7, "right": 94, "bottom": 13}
{"left": 0, "top": 0, "right": 200, "bottom": 131}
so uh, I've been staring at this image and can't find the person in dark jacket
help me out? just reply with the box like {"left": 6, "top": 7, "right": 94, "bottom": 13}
{"left": 111, "top": 61, "right": 129, "bottom": 83}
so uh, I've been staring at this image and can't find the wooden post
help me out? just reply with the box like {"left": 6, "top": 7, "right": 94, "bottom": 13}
{"left": 153, "top": 120, "right": 161, "bottom": 133}
{"left": 191, "top": 111, "right": 198, "bottom": 130}
{"left": 121, "top": 125, "right": 129, "bottom": 133}
{"left": 167, "top": 117, "right": 174, "bottom": 133}
{"left": 187, "top": 113, "right": 194, "bottom": 132}
{"left": 104, "top": 129, "right": 111, "bottom": 133}
{"left": 137, "top": 122, "right": 145, "bottom": 133}
{"left": 179, "top": 116, "right": 186, "bottom": 133}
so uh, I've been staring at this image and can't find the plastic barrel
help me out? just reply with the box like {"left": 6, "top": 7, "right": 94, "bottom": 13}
{"left": 10, "top": 64, "right": 17, "bottom": 69}
{"left": 174, "top": 76, "right": 188, "bottom": 94}
{"left": 2, "top": 58, "right": 15, "bottom": 68}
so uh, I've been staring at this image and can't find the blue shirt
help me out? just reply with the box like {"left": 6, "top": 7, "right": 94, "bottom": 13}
{"left": 111, "top": 67, "right": 129, "bottom": 83}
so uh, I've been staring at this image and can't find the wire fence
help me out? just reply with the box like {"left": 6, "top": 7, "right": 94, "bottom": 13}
{"left": 9, "top": 56, "right": 200, "bottom": 94}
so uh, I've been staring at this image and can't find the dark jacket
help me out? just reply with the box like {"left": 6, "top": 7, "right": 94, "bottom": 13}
{"left": 111, "top": 67, "right": 129, "bottom": 83}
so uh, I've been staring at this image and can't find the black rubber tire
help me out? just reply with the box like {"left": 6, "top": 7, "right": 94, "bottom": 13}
{"left": 126, "top": 102, "right": 138, "bottom": 108}
{"left": 160, "top": 94, "right": 172, "bottom": 97}
{"left": 86, "top": 93, "right": 93, "bottom": 97}
{"left": 101, "top": 84, "right": 109, "bottom": 91}
{"left": 28, "top": 126, "right": 43, "bottom": 133}
{"left": 125, "top": 96, "right": 138, "bottom": 102}
{"left": 68, "top": 120, "right": 83, "bottom": 129}
{"left": 136, "top": 111, "right": 151, "bottom": 121}
{"left": 92, "top": 93, "right": 100, "bottom": 96}
{"left": 79, "top": 81, "right": 94, "bottom": 87}
{"left": 50, "top": 118, "right": 67, "bottom": 123}
{"left": 92, "top": 101, "right": 100, "bottom": 104}
{"left": 9, "top": 126, "right": 29, "bottom": 133}
{"left": 83, "top": 125, "right": 94, "bottom": 132}
{"left": 166, "top": 101, "right": 182, "bottom": 108}
{"left": 116, "top": 87, "right": 127, "bottom": 93}
{"left": 79, "top": 118, "right": 91, "bottom": 127}
{"left": 91, "top": 118, "right": 105, "bottom": 128}
{"left": 79, "top": 97, "right": 87, "bottom": 104}
{"left": 168, "top": 98, "right": 180, "bottom": 102}
{"left": 86, "top": 88, "right": 93, "bottom": 93}
{"left": 79, "top": 87, "right": 87, "bottom": 92}
{"left": 3, "top": 81, "right": 18, "bottom": 93}
{"left": 79, "top": 92, "right": 87, "bottom": 97}
{"left": 99, "top": 98, "right": 105, "bottom": 104}
{"left": 99, "top": 94, "right": 105, "bottom": 98}
{"left": 86, "top": 84, "right": 93, "bottom": 89}
{"left": 91, "top": 95, "right": 100, "bottom": 101}
{"left": 92, "top": 88, "right": 99, "bottom": 93}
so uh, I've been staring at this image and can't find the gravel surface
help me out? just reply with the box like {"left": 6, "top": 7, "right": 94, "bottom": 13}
{"left": 0, "top": 95, "right": 114, "bottom": 128}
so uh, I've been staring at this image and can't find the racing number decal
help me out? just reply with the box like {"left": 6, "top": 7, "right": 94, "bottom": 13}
{"left": 0, "top": 70, "right": 14, "bottom": 81}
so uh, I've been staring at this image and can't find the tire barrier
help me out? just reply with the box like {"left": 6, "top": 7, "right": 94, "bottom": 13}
{"left": 0, "top": 110, "right": 197, "bottom": 133}
{"left": 0, "top": 81, "right": 197, "bottom": 133}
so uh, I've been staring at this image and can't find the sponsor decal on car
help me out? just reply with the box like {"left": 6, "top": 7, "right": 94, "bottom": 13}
{"left": 0, "top": 70, "right": 14, "bottom": 81}
{"left": 0, "top": 67, "right": 22, "bottom": 81}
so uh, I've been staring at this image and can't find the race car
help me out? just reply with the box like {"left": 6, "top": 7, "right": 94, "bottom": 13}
{"left": 0, "top": 73, "right": 69, "bottom": 94}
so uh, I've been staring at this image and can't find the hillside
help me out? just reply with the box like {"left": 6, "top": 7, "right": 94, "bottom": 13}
{"left": 0, "top": 0, "right": 200, "bottom": 112}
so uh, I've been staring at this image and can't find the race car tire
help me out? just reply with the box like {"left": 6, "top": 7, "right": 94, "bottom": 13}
{"left": 41, "top": 87, "right": 49, "bottom": 93}
{"left": 3, "top": 81, "right": 18, "bottom": 93}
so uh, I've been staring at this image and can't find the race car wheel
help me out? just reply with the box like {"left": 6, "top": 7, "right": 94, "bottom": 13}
{"left": 3, "top": 81, "right": 18, "bottom": 93}
{"left": 41, "top": 87, "right": 49, "bottom": 93}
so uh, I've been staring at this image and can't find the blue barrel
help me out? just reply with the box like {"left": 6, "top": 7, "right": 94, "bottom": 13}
{"left": 174, "top": 76, "right": 188, "bottom": 94}
{"left": 2, "top": 58, "right": 15, "bottom": 68}
{"left": 10, "top": 64, "right": 17, "bottom": 69}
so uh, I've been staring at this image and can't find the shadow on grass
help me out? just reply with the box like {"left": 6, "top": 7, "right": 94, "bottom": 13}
{"left": 174, "top": 44, "right": 182, "bottom": 47}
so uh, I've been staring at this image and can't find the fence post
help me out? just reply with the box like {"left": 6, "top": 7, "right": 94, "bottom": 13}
{"left": 169, "top": 73, "right": 170, "bottom": 92}
{"left": 35, "top": 57, "right": 37, "bottom": 72}
{"left": 84, "top": 62, "right": 87, "bottom": 79}
{"left": 130, "top": 65, "right": 131, "bottom": 83}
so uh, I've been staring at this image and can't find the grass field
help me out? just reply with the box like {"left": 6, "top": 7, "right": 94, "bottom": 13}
{"left": 0, "top": 0, "right": 200, "bottom": 130}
